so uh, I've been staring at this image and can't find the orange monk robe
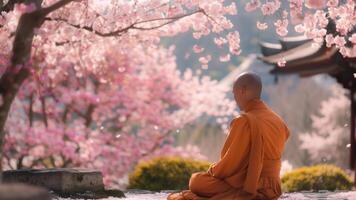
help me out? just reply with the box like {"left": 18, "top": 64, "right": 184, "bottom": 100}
{"left": 167, "top": 99, "right": 290, "bottom": 200}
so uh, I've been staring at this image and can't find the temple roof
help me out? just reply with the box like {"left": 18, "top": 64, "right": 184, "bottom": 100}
{"left": 259, "top": 35, "right": 356, "bottom": 89}
{"left": 279, "top": 35, "right": 311, "bottom": 50}
{"left": 270, "top": 46, "right": 339, "bottom": 75}
{"left": 259, "top": 41, "right": 324, "bottom": 64}
{"left": 260, "top": 41, "right": 282, "bottom": 56}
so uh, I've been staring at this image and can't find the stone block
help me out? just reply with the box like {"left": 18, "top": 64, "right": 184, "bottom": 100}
{"left": 3, "top": 168, "right": 104, "bottom": 194}
{"left": 0, "top": 183, "right": 51, "bottom": 200}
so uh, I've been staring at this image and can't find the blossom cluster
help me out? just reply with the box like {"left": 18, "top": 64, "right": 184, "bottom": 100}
{"left": 245, "top": 0, "right": 356, "bottom": 57}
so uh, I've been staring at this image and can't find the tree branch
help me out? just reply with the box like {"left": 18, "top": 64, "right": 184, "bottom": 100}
{"left": 44, "top": 8, "right": 204, "bottom": 37}
{"left": 44, "top": 17, "right": 135, "bottom": 37}
{"left": 3, "top": 154, "right": 15, "bottom": 170}
{"left": 16, "top": 156, "right": 24, "bottom": 169}
{"left": 140, "top": 131, "right": 171, "bottom": 157}
{"left": 62, "top": 105, "right": 68, "bottom": 123}
{"left": 39, "top": 0, "right": 75, "bottom": 15}
{"left": 28, "top": 93, "right": 34, "bottom": 127}
{"left": 1, "top": 0, "right": 25, "bottom": 13}
{"left": 40, "top": 96, "right": 48, "bottom": 127}
{"left": 84, "top": 79, "right": 99, "bottom": 127}
{"left": 84, "top": 104, "right": 95, "bottom": 127}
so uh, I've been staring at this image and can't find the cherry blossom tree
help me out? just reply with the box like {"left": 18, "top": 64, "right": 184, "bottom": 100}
{"left": 0, "top": 0, "right": 238, "bottom": 176}
{"left": 299, "top": 85, "right": 350, "bottom": 168}
{"left": 2, "top": 43, "right": 235, "bottom": 187}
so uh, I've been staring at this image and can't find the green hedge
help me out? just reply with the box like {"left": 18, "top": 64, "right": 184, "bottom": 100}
{"left": 282, "top": 165, "right": 353, "bottom": 192}
{"left": 128, "top": 157, "right": 210, "bottom": 191}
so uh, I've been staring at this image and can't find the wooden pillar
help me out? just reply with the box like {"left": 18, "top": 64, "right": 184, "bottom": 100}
{"left": 351, "top": 85, "right": 356, "bottom": 185}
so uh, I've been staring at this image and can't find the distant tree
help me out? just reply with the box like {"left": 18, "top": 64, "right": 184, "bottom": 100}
{"left": 2, "top": 46, "right": 234, "bottom": 187}
{"left": 267, "top": 76, "right": 331, "bottom": 166}
{"left": 299, "top": 85, "right": 350, "bottom": 168}
{"left": 0, "top": 0, "right": 238, "bottom": 186}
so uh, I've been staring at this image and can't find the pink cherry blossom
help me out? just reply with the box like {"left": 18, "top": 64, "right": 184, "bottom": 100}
{"left": 274, "top": 19, "right": 289, "bottom": 36}
{"left": 14, "top": 3, "right": 37, "bottom": 14}
{"left": 219, "top": 54, "right": 231, "bottom": 62}
{"left": 0, "top": 0, "right": 239, "bottom": 188}
{"left": 294, "top": 24, "right": 305, "bottom": 33}
{"left": 305, "top": 0, "right": 327, "bottom": 9}
{"left": 3, "top": 46, "right": 235, "bottom": 187}
{"left": 327, "top": 0, "right": 339, "bottom": 7}
{"left": 199, "top": 55, "right": 212, "bottom": 68}
{"left": 334, "top": 36, "right": 346, "bottom": 48}
{"left": 245, "top": 0, "right": 261, "bottom": 12}
{"left": 244, "top": 0, "right": 355, "bottom": 58}
{"left": 325, "top": 34, "right": 335, "bottom": 47}
{"left": 193, "top": 45, "right": 205, "bottom": 53}
{"left": 349, "top": 34, "right": 356, "bottom": 44}
{"left": 261, "top": 1, "right": 281, "bottom": 15}
{"left": 227, "top": 31, "right": 241, "bottom": 55}
{"left": 214, "top": 37, "right": 228, "bottom": 48}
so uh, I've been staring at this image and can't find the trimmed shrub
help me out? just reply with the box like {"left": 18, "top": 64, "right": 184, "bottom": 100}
{"left": 128, "top": 157, "right": 210, "bottom": 191}
{"left": 282, "top": 165, "right": 353, "bottom": 192}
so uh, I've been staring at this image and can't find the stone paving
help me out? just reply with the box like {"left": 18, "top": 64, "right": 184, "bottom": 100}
{"left": 3, "top": 169, "right": 355, "bottom": 200}
{"left": 57, "top": 191, "right": 356, "bottom": 200}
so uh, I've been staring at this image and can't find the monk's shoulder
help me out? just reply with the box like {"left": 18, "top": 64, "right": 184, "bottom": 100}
{"left": 268, "top": 110, "right": 291, "bottom": 139}
{"left": 229, "top": 115, "right": 248, "bottom": 128}
{"left": 227, "top": 115, "right": 250, "bottom": 139}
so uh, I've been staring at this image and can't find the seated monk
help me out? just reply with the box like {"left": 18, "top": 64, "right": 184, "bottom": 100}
{"left": 167, "top": 72, "right": 290, "bottom": 200}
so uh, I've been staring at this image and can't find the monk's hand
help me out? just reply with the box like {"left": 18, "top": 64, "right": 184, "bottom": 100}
{"left": 207, "top": 165, "right": 214, "bottom": 177}
{"left": 239, "top": 190, "right": 254, "bottom": 198}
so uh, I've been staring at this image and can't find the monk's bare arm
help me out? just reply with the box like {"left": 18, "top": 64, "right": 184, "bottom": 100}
{"left": 208, "top": 116, "right": 250, "bottom": 179}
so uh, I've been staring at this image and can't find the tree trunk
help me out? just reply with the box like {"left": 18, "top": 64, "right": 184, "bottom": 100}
{"left": 0, "top": 0, "right": 74, "bottom": 182}
{"left": 0, "top": 6, "right": 44, "bottom": 180}
{"left": 351, "top": 84, "right": 356, "bottom": 187}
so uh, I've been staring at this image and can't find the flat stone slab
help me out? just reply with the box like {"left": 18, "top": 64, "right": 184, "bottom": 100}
{"left": 3, "top": 168, "right": 104, "bottom": 195}
{"left": 0, "top": 183, "right": 51, "bottom": 200}
{"left": 110, "top": 191, "right": 356, "bottom": 200}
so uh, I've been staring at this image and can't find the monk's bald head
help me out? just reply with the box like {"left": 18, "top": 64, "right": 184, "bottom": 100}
{"left": 234, "top": 72, "right": 262, "bottom": 98}
{"left": 233, "top": 72, "right": 262, "bottom": 110}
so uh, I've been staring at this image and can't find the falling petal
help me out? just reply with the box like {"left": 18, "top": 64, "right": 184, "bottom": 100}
{"left": 278, "top": 59, "right": 286, "bottom": 67}
{"left": 219, "top": 54, "right": 231, "bottom": 62}
{"left": 193, "top": 45, "right": 204, "bottom": 53}
{"left": 256, "top": 21, "right": 268, "bottom": 30}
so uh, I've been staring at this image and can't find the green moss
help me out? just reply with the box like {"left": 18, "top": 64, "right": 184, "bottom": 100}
{"left": 282, "top": 165, "right": 353, "bottom": 192}
{"left": 128, "top": 157, "right": 210, "bottom": 191}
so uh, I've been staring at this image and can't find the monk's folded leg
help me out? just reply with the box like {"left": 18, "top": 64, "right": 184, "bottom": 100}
{"left": 167, "top": 190, "right": 209, "bottom": 200}
{"left": 207, "top": 189, "right": 253, "bottom": 200}
{"left": 189, "top": 172, "right": 233, "bottom": 197}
